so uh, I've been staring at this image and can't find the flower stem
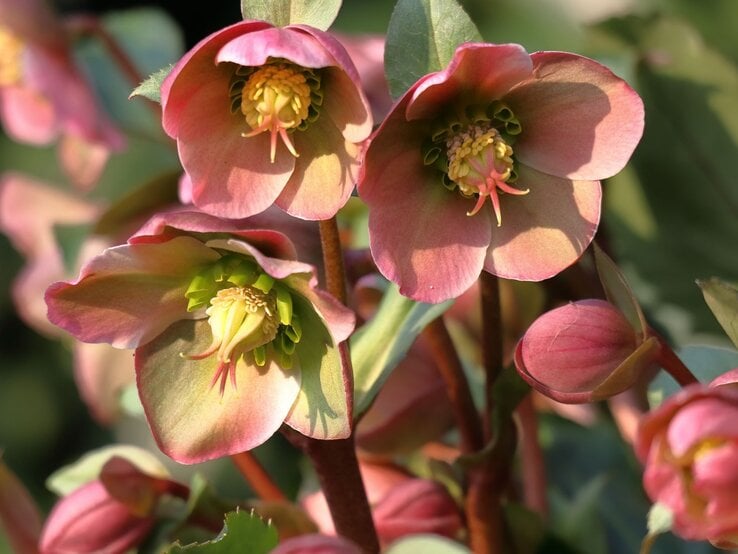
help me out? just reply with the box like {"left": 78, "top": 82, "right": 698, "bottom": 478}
{"left": 423, "top": 317, "right": 483, "bottom": 454}
{"left": 230, "top": 451, "right": 286, "bottom": 502}
{"left": 655, "top": 336, "right": 699, "bottom": 387}
{"left": 465, "top": 271, "right": 513, "bottom": 553}
{"left": 300, "top": 217, "right": 378, "bottom": 553}
{"left": 517, "top": 394, "right": 548, "bottom": 518}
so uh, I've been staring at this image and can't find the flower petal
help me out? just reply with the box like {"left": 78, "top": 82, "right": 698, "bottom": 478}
{"left": 215, "top": 26, "right": 336, "bottom": 69}
{"left": 161, "top": 20, "right": 271, "bottom": 137}
{"left": 45, "top": 236, "right": 220, "bottom": 349}
{"left": 406, "top": 43, "right": 533, "bottom": 121}
{"left": 505, "top": 51, "right": 644, "bottom": 180}
{"left": 667, "top": 396, "right": 738, "bottom": 458}
{"left": 177, "top": 81, "right": 295, "bottom": 219}
{"left": 484, "top": 164, "right": 601, "bottom": 281}
{"left": 321, "top": 66, "right": 372, "bottom": 144}
{"left": 364, "top": 151, "right": 491, "bottom": 303}
{"left": 136, "top": 319, "right": 301, "bottom": 464}
{"left": 0, "top": 85, "right": 57, "bottom": 144}
{"left": 275, "top": 115, "right": 360, "bottom": 220}
{"left": 283, "top": 295, "right": 350, "bottom": 440}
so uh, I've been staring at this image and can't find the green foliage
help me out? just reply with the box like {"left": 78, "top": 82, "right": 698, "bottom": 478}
{"left": 240, "top": 0, "right": 341, "bottom": 30}
{"left": 167, "top": 510, "right": 277, "bottom": 553}
{"left": 384, "top": 0, "right": 482, "bottom": 99}
{"left": 385, "top": 534, "right": 471, "bottom": 553}
{"left": 698, "top": 278, "right": 738, "bottom": 348}
{"left": 351, "top": 283, "right": 451, "bottom": 419}
{"left": 130, "top": 65, "right": 173, "bottom": 104}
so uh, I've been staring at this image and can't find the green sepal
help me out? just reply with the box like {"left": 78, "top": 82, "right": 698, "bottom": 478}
{"left": 274, "top": 284, "right": 293, "bottom": 325}
{"left": 285, "top": 314, "right": 302, "bottom": 343}
{"left": 253, "top": 345, "right": 267, "bottom": 367}
{"left": 226, "top": 260, "right": 259, "bottom": 287}
{"left": 252, "top": 273, "right": 275, "bottom": 293}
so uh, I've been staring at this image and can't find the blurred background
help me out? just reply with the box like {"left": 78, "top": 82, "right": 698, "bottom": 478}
{"left": 1, "top": 0, "right": 737, "bottom": 552}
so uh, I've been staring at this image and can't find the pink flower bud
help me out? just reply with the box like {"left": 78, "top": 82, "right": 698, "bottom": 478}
{"left": 272, "top": 533, "right": 362, "bottom": 554}
{"left": 39, "top": 480, "right": 154, "bottom": 554}
{"left": 515, "top": 299, "right": 658, "bottom": 403}
{"left": 372, "top": 479, "right": 463, "bottom": 546}
{"left": 636, "top": 384, "right": 738, "bottom": 548}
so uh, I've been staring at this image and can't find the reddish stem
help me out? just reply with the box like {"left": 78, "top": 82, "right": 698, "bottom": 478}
{"left": 517, "top": 394, "right": 548, "bottom": 518}
{"left": 655, "top": 336, "right": 699, "bottom": 387}
{"left": 423, "top": 317, "right": 484, "bottom": 454}
{"left": 298, "top": 217, "right": 378, "bottom": 553}
{"left": 230, "top": 451, "right": 286, "bottom": 502}
{"left": 480, "top": 271, "right": 503, "bottom": 438}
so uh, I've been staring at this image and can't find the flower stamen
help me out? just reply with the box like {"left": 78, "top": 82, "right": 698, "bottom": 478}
{"left": 446, "top": 123, "right": 528, "bottom": 225}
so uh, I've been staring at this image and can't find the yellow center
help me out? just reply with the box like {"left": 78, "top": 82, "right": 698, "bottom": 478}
{"left": 239, "top": 63, "right": 312, "bottom": 163}
{"left": 185, "top": 285, "right": 279, "bottom": 394}
{"left": 0, "top": 26, "right": 23, "bottom": 87}
{"left": 446, "top": 123, "right": 528, "bottom": 225}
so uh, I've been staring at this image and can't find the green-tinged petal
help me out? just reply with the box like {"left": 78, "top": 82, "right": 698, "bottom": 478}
{"left": 136, "top": 320, "right": 301, "bottom": 464}
{"left": 46, "top": 236, "right": 220, "bottom": 349}
{"left": 283, "top": 295, "right": 350, "bottom": 440}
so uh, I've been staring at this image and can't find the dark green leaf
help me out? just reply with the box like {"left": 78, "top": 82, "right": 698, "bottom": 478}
{"left": 168, "top": 510, "right": 277, "bottom": 553}
{"left": 240, "top": 0, "right": 341, "bottom": 30}
{"left": 384, "top": 0, "right": 482, "bottom": 99}
{"left": 351, "top": 283, "right": 451, "bottom": 419}
{"left": 130, "top": 65, "right": 173, "bottom": 104}
{"left": 697, "top": 277, "right": 738, "bottom": 348}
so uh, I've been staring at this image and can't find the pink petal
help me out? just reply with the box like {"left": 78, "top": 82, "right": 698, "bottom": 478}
{"left": 0, "top": 0, "right": 66, "bottom": 50}
{"left": 45, "top": 236, "right": 220, "bottom": 349}
{"left": 406, "top": 43, "right": 533, "bottom": 121}
{"left": 178, "top": 81, "right": 295, "bottom": 219}
{"left": 161, "top": 20, "right": 272, "bottom": 137}
{"left": 504, "top": 51, "right": 644, "bottom": 180}
{"left": 58, "top": 134, "right": 111, "bottom": 192}
{"left": 275, "top": 115, "right": 360, "bottom": 220}
{"left": 667, "top": 397, "right": 738, "bottom": 458}
{"left": 216, "top": 26, "right": 336, "bottom": 69}
{"left": 135, "top": 319, "right": 301, "bottom": 464}
{"left": 320, "top": 66, "right": 372, "bottom": 144}
{"left": 484, "top": 164, "right": 601, "bottom": 281}
{"left": 369, "top": 157, "right": 492, "bottom": 302}
{"left": 0, "top": 85, "right": 57, "bottom": 144}
{"left": 73, "top": 342, "right": 134, "bottom": 425}
{"left": 0, "top": 458, "right": 42, "bottom": 554}
{"left": 205, "top": 237, "right": 315, "bottom": 282}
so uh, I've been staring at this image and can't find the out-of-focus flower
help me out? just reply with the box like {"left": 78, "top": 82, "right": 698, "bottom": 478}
{"left": 636, "top": 384, "right": 738, "bottom": 549}
{"left": 0, "top": 0, "right": 124, "bottom": 188}
{"left": 46, "top": 210, "right": 354, "bottom": 463}
{"left": 161, "top": 20, "right": 372, "bottom": 220}
{"left": 39, "top": 456, "right": 184, "bottom": 554}
{"left": 358, "top": 43, "right": 643, "bottom": 302}
{"left": 272, "top": 533, "right": 362, "bottom": 554}
{"left": 0, "top": 173, "right": 134, "bottom": 424}
{"left": 514, "top": 299, "right": 659, "bottom": 403}
{"left": 302, "top": 461, "right": 462, "bottom": 547}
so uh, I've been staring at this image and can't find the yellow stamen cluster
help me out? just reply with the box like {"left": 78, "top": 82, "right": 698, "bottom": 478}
{"left": 203, "top": 286, "right": 279, "bottom": 365}
{"left": 239, "top": 63, "right": 312, "bottom": 162}
{"left": 0, "top": 26, "right": 23, "bottom": 87}
{"left": 445, "top": 123, "right": 528, "bottom": 224}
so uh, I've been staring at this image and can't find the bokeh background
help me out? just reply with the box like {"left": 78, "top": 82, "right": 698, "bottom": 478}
{"left": 1, "top": 0, "right": 737, "bottom": 552}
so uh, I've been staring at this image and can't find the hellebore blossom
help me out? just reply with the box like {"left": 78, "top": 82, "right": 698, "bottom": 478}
{"left": 514, "top": 299, "right": 659, "bottom": 403}
{"left": 161, "top": 20, "right": 372, "bottom": 220}
{"left": 358, "top": 43, "right": 644, "bottom": 302}
{"left": 636, "top": 384, "right": 738, "bottom": 548}
{"left": 0, "top": 0, "right": 124, "bottom": 188}
{"left": 45, "top": 211, "right": 354, "bottom": 463}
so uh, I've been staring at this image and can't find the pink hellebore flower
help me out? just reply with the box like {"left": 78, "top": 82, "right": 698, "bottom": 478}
{"left": 636, "top": 384, "right": 738, "bottom": 549}
{"left": 358, "top": 43, "right": 644, "bottom": 302}
{"left": 514, "top": 299, "right": 659, "bottom": 404}
{"left": 0, "top": 173, "right": 134, "bottom": 424}
{"left": 161, "top": 20, "right": 372, "bottom": 220}
{"left": 45, "top": 211, "right": 354, "bottom": 463}
{"left": 0, "top": 0, "right": 124, "bottom": 188}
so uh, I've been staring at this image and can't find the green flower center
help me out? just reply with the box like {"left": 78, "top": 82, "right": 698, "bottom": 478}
{"left": 229, "top": 60, "right": 323, "bottom": 163}
{"left": 0, "top": 26, "right": 23, "bottom": 87}
{"left": 423, "top": 102, "right": 527, "bottom": 226}
{"left": 183, "top": 255, "right": 302, "bottom": 394}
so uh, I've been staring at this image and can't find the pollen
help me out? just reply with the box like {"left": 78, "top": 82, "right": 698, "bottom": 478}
{"left": 0, "top": 26, "right": 24, "bottom": 87}
{"left": 446, "top": 123, "right": 529, "bottom": 225}
{"left": 238, "top": 62, "right": 313, "bottom": 163}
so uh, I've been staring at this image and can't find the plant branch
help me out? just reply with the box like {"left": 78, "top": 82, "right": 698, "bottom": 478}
{"left": 655, "top": 336, "right": 699, "bottom": 387}
{"left": 517, "top": 393, "right": 548, "bottom": 518}
{"left": 480, "top": 271, "right": 503, "bottom": 439}
{"left": 230, "top": 451, "right": 286, "bottom": 502}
